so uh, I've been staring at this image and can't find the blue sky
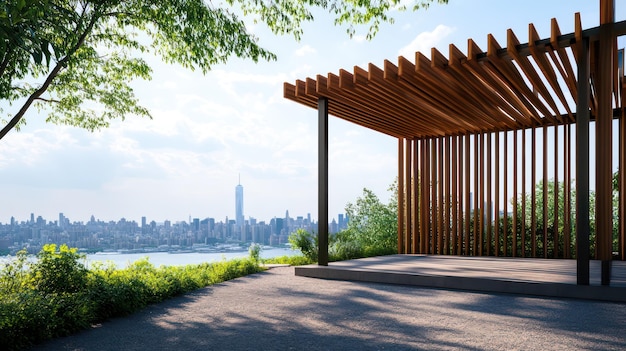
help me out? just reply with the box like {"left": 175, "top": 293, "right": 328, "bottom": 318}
{"left": 0, "top": 1, "right": 619, "bottom": 224}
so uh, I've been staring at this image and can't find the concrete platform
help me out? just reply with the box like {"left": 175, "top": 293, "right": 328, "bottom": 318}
{"left": 295, "top": 255, "right": 626, "bottom": 303}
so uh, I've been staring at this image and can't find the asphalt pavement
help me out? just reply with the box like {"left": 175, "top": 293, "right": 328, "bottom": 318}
{"left": 32, "top": 266, "right": 626, "bottom": 351}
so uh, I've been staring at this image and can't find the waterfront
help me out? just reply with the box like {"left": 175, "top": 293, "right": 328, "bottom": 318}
{"left": 0, "top": 247, "right": 300, "bottom": 268}
{"left": 85, "top": 247, "right": 297, "bottom": 268}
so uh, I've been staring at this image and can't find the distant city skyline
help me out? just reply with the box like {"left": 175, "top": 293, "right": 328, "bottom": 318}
{"left": 0, "top": 208, "right": 350, "bottom": 255}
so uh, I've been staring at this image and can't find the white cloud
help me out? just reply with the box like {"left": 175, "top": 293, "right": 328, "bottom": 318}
{"left": 398, "top": 24, "right": 456, "bottom": 59}
{"left": 352, "top": 34, "right": 367, "bottom": 43}
{"left": 294, "top": 44, "right": 317, "bottom": 57}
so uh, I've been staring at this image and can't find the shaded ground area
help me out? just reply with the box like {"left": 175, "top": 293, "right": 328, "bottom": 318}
{"left": 33, "top": 267, "right": 626, "bottom": 351}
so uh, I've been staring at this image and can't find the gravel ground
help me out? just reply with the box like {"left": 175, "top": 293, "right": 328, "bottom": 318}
{"left": 32, "top": 266, "right": 626, "bottom": 351}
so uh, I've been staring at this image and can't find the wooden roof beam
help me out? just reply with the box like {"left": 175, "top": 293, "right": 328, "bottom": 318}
{"left": 528, "top": 23, "right": 573, "bottom": 122}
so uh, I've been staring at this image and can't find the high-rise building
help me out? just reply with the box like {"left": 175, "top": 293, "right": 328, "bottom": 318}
{"left": 235, "top": 175, "right": 244, "bottom": 226}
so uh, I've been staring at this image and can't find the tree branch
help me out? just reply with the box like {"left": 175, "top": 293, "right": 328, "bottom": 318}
{"left": 0, "top": 8, "right": 101, "bottom": 141}
{"left": 34, "top": 97, "right": 61, "bottom": 104}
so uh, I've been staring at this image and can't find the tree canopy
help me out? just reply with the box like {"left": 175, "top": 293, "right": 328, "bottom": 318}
{"left": 0, "top": 0, "right": 447, "bottom": 140}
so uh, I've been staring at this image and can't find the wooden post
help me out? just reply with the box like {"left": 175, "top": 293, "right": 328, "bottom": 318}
{"left": 597, "top": 0, "right": 614, "bottom": 285}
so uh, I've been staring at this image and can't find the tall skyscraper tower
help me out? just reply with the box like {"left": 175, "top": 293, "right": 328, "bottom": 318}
{"left": 235, "top": 175, "right": 244, "bottom": 226}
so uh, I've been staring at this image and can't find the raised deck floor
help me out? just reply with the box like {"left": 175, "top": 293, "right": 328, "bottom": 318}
{"left": 295, "top": 255, "right": 626, "bottom": 302}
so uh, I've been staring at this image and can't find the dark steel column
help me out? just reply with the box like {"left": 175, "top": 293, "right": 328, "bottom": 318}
{"left": 318, "top": 97, "right": 329, "bottom": 266}
{"left": 576, "top": 37, "right": 590, "bottom": 285}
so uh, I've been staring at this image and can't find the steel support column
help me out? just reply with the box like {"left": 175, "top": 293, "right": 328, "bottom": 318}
{"left": 576, "top": 37, "right": 590, "bottom": 285}
{"left": 318, "top": 97, "right": 329, "bottom": 266}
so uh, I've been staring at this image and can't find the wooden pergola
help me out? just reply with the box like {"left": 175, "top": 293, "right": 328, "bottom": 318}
{"left": 284, "top": 1, "right": 626, "bottom": 285}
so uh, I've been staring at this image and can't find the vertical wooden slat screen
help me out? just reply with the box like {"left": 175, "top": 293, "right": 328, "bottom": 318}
{"left": 393, "top": 114, "right": 601, "bottom": 259}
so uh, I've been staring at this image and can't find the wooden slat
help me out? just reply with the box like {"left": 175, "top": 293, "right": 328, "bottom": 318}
{"left": 398, "top": 138, "right": 405, "bottom": 254}
{"left": 473, "top": 134, "right": 479, "bottom": 255}
{"left": 445, "top": 136, "right": 451, "bottom": 255}
{"left": 438, "top": 137, "right": 445, "bottom": 255}
{"left": 503, "top": 131, "right": 508, "bottom": 256}
{"left": 531, "top": 125, "right": 537, "bottom": 257}
{"left": 458, "top": 134, "right": 465, "bottom": 255}
{"left": 554, "top": 125, "right": 559, "bottom": 258}
{"left": 495, "top": 131, "right": 500, "bottom": 257}
{"left": 413, "top": 138, "right": 420, "bottom": 254}
{"left": 479, "top": 132, "right": 485, "bottom": 255}
{"left": 464, "top": 133, "right": 471, "bottom": 255}
{"left": 513, "top": 130, "right": 518, "bottom": 257}
{"left": 543, "top": 125, "right": 549, "bottom": 258}
{"left": 486, "top": 132, "right": 493, "bottom": 256}
{"left": 521, "top": 128, "right": 527, "bottom": 257}
{"left": 431, "top": 138, "right": 438, "bottom": 254}
{"left": 452, "top": 135, "right": 459, "bottom": 255}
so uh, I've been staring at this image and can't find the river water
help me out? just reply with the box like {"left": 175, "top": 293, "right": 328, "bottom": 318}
{"left": 1, "top": 247, "right": 299, "bottom": 269}
{"left": 84, "top": 247, "right": 297, "bottom": 268}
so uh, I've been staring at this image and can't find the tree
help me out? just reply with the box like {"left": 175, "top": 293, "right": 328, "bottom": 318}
{"left": 1, "top": 0, "right": 447, "bottom": 140}
{"left": 332, "top": 186, "right": 397, "bottom": 259}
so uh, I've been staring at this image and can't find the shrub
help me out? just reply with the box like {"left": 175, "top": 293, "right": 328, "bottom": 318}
{"left": 248, "top": 243, "right": 262, "bottom": 263}
{"left": 288, "top": 228, "right": 318, "bottom": 262}
{"left": 0, "top": 246, "right": 264, "bottom": 350}
{"left": 262, "top": 255, "right": 313, "bottom": 266}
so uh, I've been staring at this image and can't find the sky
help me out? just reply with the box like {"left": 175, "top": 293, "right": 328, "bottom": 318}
{"left": 0, "top": 0, "right": 621, "bottom": 225}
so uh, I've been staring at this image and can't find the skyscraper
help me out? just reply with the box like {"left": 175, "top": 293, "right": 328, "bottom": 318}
{"left": 235, "top": 175, "right": 244, "bottom": 226}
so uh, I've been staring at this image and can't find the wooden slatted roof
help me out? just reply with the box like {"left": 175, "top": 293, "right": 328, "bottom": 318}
{"left": 284, "top": 14, "right": 626, "bottom": 139}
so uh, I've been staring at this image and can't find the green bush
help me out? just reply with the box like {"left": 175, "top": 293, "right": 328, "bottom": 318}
{"left": 262, "top": 255, "right": 313, "bottom": 266}
{"left": 0, "top": 244, "right": 263, "bottom": 350}
{"left": 289, "top": 229, "right": 318, "bottom": 262}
